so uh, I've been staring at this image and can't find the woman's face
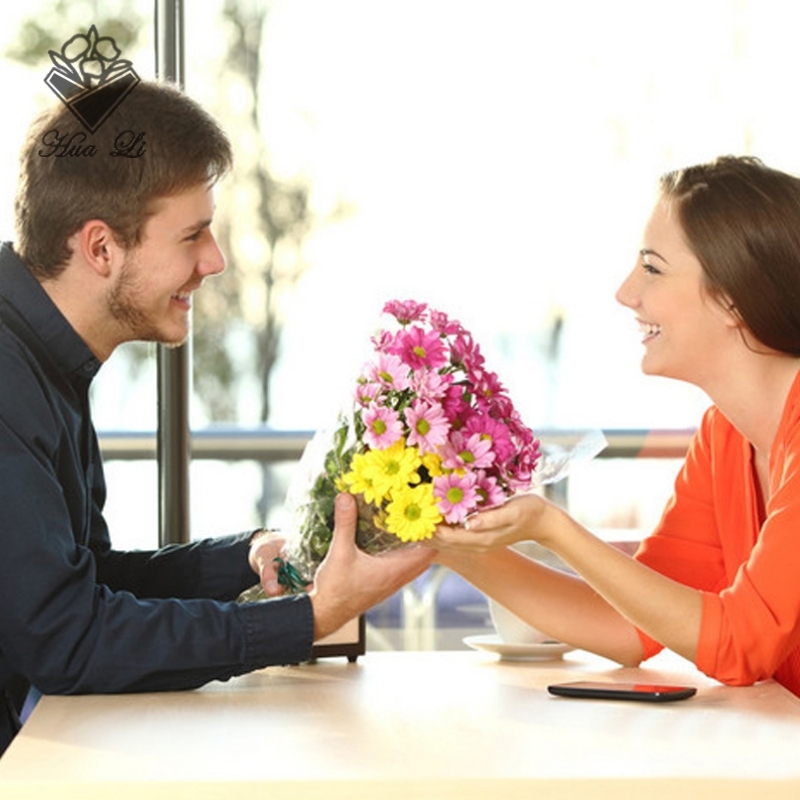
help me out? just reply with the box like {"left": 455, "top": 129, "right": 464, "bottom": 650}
{"left": 615, "top": 198, "right": 737, "bottom": 387}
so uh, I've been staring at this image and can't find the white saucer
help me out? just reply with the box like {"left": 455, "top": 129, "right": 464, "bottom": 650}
{"left": 464, "top": 634, "right": 574, "bottom": 661}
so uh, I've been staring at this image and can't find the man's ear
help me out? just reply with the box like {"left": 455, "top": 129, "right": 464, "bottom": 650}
{"left": 73, "top": 220, "right": 125, "bottom": 278}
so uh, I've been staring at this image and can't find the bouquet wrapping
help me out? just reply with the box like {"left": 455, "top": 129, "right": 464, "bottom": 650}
{"left": 269, "top": 299, "right": 603, "bottom": 594}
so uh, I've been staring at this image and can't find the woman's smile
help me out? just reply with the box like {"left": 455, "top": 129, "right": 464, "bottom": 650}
{"left": 637, "top": 319, "right": 662, "bottom": 344}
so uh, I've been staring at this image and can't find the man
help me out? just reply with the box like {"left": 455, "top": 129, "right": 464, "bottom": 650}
{"left": 0, "top": 80, "right": 431, "bottom": 755}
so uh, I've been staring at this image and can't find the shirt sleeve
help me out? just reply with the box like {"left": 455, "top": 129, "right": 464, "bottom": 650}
{"left": 634, "top": 409, "right": 728, "bottom": 659}
{"left": 90, "top": 532, "right": 259, "bottom": 601}
{"left": 0, "top": 413, "right": 314, "bottom": 697}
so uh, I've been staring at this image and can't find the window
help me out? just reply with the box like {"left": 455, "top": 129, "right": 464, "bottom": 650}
{"left": 3, "top": 0, "right": 794, "bottom": 645}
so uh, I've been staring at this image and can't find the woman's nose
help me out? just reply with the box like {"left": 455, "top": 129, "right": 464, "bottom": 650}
{"left": 615, "top": 268, "right": 638, "bottom": 309}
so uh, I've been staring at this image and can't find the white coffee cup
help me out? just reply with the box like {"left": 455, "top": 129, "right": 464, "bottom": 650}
{"left": 488, "top": 598, "right": 547, "bottom": 645}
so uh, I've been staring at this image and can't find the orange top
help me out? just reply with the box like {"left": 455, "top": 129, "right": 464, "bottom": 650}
{"left": 635, "top": 370, "right": 800, "bottom": 696}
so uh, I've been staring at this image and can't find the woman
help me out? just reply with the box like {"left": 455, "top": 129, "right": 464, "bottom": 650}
{"left": 432, "top": 155, "right": 800, "bottom": 695}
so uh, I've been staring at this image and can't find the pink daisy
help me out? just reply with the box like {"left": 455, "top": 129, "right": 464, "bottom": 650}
{"left": 362, "top": 404, "right": 404, "bottom": 450}
{"left": 433, "top": 472, "right": 479, "bottom": 524}
{"left": 354, "top": 379, "right": 379, "bottom": 408}
{"left": 451, "top": 331, "right": 485, "bottom": 373}
{"left": 410, "top": 368, "right": 453, "bottom": 402}
{"left": 473, "top": 471, "right": 507, "bottom": 508}
{"left": 441, "top": 431, "right": 495, "bottom": 471}
{"left": 405, "top": 399, "right": 450, "bottom": 454}
{"left": 365, "top": 352, "right": 410, "bottom": 392}
{"left": 505, "top": 409, "right": 537, "bottom": 447}
{"left": 429, "top": 309, "right": 463, "bottom": 337}
{"left": 469, "top": 367, "right": 506, "bottom": 407}
{"left": 442, "top": 384, "right": 471, "bottom": 428}
{"left": 463, "top": 414, "right": 515, "bottom": 465}
{"left": 383, "top": 299, "right": 428, "bottom": 325}
{"left": 506, "top": 440, "right": 540, "bottom": 491}
{"left": 371, "top": 328, "right": 395, "bottom": 354}
{"left": 389, "top": 325, "right": 448, "bottom": 371}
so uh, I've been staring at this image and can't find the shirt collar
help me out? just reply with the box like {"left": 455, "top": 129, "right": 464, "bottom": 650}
{"left": 0, "top": 242, "right": 102, "bottom": 384}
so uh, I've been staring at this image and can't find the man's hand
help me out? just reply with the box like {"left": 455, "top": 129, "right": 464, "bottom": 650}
{"left": 248, "top": 530, "right": 286, "bottom": 596}
{"left": 309, "top": 493, "right": 433, "bottom": 640}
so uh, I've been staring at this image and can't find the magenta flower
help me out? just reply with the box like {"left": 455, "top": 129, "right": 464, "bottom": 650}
{"left": 362, "top": 404, "right": 404, "bottom": 450}
{"left": 506, "top": 439, "right": 541, "bottom": 490}
{"left": 389, "top": 325, "right": 448, "bottom": 371}
{"left": 473, "top": 471, "right": 507, "bottom": 508}
{"left": 506, "top": 408, "right": 537, "bottom": 446}
{"left": 429, "top": 309, "right": 463, "bottom": 336}
{"left": 485, "top": 392, "right": 515, "bottom": 420}
{"left": 451, "top": 331, "right": 485, "bottom": 373}
{"left": 441, "top": 384, "right": 472, "bottom": 429}
{"left": 405, "top": 399, "right": 450, "bottom": 454}
{"left": 441, "top": 431, "right": 495, "bottom": 471}
{"left": 383, "top": 299, "right": 428, "bottom": 325}
{"left": 469, "top": 367, "right": 506, "bottom": 408}
{"left": 464, "top": 414, "right": 515, "bottom": 465}
{"left": 433, "top": 472, "right": 479, "bottom": 524}
{"left": 371, "top": 328, "right": 395, "bottom": 354}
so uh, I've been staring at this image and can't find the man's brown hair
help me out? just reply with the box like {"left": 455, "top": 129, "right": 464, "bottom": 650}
{"left": 14, "top": 80, "right": 233, "bottom": 278}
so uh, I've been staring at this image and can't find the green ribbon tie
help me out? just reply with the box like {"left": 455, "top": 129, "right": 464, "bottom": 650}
{"left": 273, "top": 557, "right": 311, "bottom": 594}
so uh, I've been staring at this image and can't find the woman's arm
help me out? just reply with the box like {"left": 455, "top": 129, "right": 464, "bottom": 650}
{"left": 433, "top": 494, "right": 703, "bottom": 665}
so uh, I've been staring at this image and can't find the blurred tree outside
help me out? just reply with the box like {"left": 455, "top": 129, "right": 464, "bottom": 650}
{"left": 195, "top": 0, "right": 312, "bottom": 427}
{"left": 199, "top": 0, "right": 315, "bottom": 519}
{"left": 5, "top": 0, "right": 142, "bottom": 67}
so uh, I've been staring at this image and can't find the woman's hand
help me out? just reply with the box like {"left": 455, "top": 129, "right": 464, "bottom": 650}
{"left": 432, "top": 494, "right": 552, "bottom": 553}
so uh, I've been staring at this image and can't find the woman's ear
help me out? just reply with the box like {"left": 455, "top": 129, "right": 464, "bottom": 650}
{"left": 716, "top": 294, "right": 742, "bottom": 329}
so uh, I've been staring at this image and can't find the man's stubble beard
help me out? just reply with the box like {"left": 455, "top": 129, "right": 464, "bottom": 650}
{"left": 107, "top": 258, "right": 189, "bottom": 348}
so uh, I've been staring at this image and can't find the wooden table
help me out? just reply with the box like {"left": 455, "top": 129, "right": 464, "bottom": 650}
{"left": 1, "top": 648, "right": 799, "bottom": 799}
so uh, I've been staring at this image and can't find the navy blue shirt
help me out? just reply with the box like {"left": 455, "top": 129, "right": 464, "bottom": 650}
{"left": 0, "top": 243, "right": 313, "bottom": 755}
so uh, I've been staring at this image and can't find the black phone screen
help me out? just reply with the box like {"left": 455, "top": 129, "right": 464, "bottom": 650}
{"left": 547, "top": 681, "right": 697, "bottom": 703}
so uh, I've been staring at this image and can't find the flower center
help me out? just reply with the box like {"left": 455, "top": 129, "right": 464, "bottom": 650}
{"left": 459, "top": 449, "right": 475, "bottom": 464}
{"left": 404, "top": 503, "right": 422, "bottom": 521}
{"left": 413, "top": 345, "right": 427, "bottom": 358}
{"left": 372, "top": 419, "right": 387, "bottom": 435}
{"left": 446, "top": 487, "right": 464, "bottom": 505}
{"left": 416, "top": 418, "right": 431, "bottom": 435}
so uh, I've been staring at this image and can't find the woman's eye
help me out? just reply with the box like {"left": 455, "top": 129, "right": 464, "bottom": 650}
{"left": 642, "top": 261, "right": 660, "bottom": 275}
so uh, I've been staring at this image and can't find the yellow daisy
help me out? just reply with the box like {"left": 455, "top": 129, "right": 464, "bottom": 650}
{"left": 421, "top": 451, "right": 444, "bottom": 478}
{"left": 342, "top": 451, "right": 383, "bottom": 504}
{"left": 385, "top": 482, "right": 442, "bottom": 542}
{"left": 362, "top": 440, "right": 422, "bottom": 498}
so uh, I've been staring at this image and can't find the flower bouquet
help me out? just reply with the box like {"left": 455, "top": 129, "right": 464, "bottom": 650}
{"left": 271, "top": 299, "right": 542, "bottom": 592}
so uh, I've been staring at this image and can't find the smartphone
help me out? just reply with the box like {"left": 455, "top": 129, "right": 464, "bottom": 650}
{"left": 547, "top": 680, "right": 697, "bottom": 703}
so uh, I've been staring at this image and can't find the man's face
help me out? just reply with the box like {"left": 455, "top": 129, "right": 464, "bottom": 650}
{"left": 107, "top": 183, "right": 225, "bottom": 349}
